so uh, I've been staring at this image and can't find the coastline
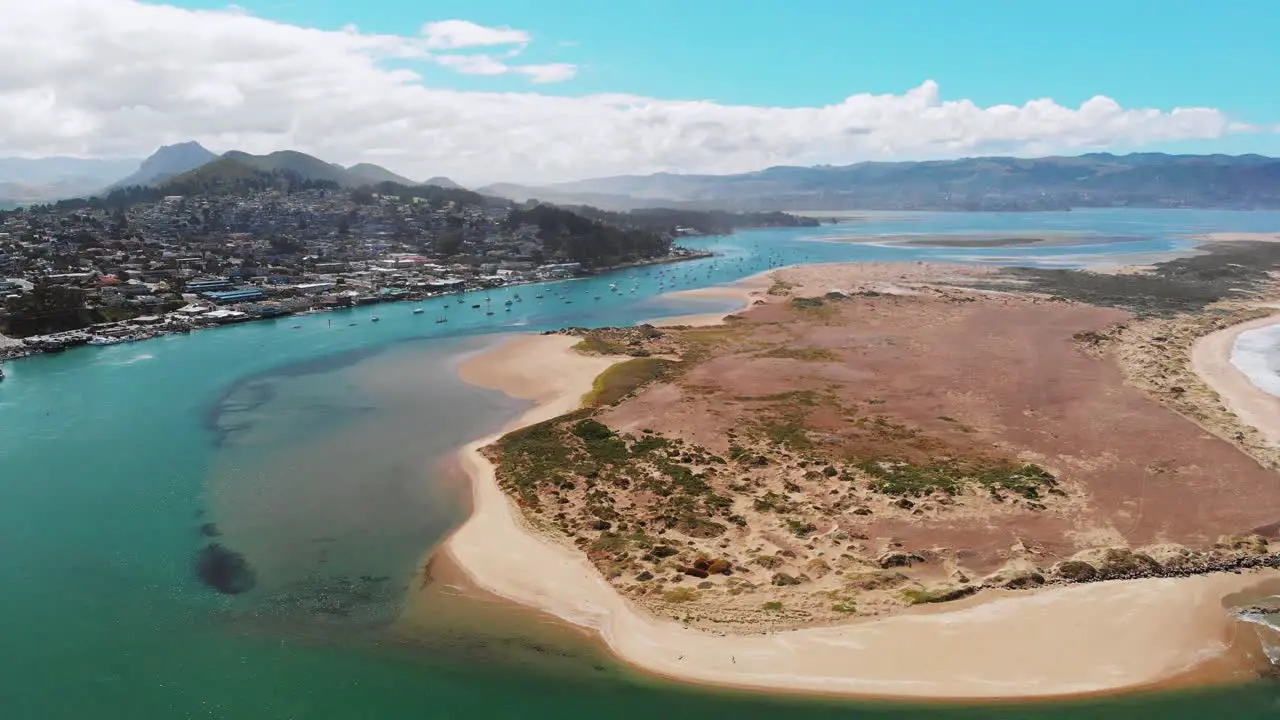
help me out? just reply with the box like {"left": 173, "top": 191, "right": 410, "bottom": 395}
{"left": 1191, "top": 312, "right": 1280, "bottom": 447}
{"left": 433, "top": 288, "right": 1280, "bottom": 700}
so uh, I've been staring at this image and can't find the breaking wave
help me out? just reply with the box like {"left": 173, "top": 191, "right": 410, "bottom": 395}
{"left": 1237, "top": 604, "right": 1280, "bottom": 665}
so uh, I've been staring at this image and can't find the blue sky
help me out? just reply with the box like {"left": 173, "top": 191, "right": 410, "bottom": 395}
{"left": 9, "top": 1, "right": 1278, "bottom": 180}
{"left": 171, "top": 0, "right": 1278, "bottom": 117}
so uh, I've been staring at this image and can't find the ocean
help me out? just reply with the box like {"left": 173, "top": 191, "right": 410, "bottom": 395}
{"left": 4, "top": 209, "right": 1280, "bottom": 718}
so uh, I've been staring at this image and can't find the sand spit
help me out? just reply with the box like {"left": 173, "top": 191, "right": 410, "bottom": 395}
{"left": 1192, "top": 313, "right": 1280, "bottom": 447}
{"left": 439, "top": 327, "right": 1276, "bottom": 699}
{"left": 648, "top": 273, "right": 774, "bottom": 327}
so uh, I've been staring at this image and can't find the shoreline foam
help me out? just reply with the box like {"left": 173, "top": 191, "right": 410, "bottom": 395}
{"left": 435, "top": 293, "right": 1277, "bottom": 700}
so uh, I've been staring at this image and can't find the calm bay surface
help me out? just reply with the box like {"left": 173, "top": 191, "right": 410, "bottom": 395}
{"left": 4, "top": 210, "right": 1280, "bottom": 718}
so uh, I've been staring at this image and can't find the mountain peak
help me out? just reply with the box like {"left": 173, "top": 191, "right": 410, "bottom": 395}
{"left": 111, "top": 141, "right": 218, "bottom": 189}
{"left": 158, "top": 140, "right": 210, "bottom": 153}
{"left": 423, "top": 176, "right": 462, "bottom": 189}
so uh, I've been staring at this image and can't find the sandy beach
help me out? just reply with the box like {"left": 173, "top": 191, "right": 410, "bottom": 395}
{"left": 1192, "top": 313, "right": 1280, "bottom": 447}
{"left": 438, "top": 328, "right": 1278, "bottom": 699}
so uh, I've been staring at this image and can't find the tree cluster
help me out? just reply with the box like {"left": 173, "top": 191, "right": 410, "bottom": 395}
{"left": 507, "top": 205, "right": 672, "bottom": 267}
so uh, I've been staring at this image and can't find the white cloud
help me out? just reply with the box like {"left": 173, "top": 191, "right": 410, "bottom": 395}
{"left": 515, "top": 63, "right": 578, "bottom": 84}
{"left": 0, "top": 0, "right": 1271, "bottom": 186}
{"left": 422, "top": 19, "right": 528, "bottom": 50}
{"left": 431, "top": 56, "right": 576, "bottom": 83}
{"left": 434, "top": 54, "right": 511, "bottom": 76}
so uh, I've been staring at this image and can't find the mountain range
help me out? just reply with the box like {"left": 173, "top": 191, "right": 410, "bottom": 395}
{"left": 0, "top": 143, "right": 458, "bottom": 205}
{"left": 7, "top": 146, "right": 1280, "bottom": 211}
{"left": 480, "top": 153, "right": 1280, "bottom": 211}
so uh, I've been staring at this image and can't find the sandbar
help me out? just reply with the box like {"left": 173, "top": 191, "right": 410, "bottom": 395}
{"left": 646, "top": 272, "right": 774, "bottom": 327}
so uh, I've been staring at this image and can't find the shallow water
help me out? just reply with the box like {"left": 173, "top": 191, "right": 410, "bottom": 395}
{"left": 4, "top": 210, "right": 1280, "bottom": 718}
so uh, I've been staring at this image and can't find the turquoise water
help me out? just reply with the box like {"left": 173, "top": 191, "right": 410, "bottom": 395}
{"left": 4, "top": 210, "right": 1280, "bottom": 718}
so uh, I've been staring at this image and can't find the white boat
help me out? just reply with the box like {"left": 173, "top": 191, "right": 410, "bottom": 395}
{"left": 412, "top": 308, "right": 424, "bottom": 315}
{"left": 370, "top": 316, "right": 380, "bottom": 323}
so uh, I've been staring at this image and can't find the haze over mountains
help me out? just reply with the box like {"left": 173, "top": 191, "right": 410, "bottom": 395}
{"left": 5, "top": 144, "right": 1280, "bottom": 212}
{"left": 0, "top": 156, "right": 141, "bottom": 206}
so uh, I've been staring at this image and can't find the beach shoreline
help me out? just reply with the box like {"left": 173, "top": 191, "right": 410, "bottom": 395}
{"left": 429, "top": 273, "right": 1280, "bottom": 700}
{"left": 1192, "top": 312, "right": 1280, "bottom": 447}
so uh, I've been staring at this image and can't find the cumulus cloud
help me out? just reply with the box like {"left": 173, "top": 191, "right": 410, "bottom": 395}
{"left": 0, "top": 0, "right": 1269, "bottom": 185}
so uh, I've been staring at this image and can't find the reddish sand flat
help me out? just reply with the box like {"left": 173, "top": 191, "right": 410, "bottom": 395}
{"left": 605, "top": 281, "right": 1280, "bottom": 573}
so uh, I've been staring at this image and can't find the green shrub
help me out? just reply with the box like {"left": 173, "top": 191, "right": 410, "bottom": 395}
{"left": 663, "top": 587, "right": 699, "bottom": 603}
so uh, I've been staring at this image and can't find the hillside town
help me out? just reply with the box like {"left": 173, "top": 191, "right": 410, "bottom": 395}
{"left": 0, "top": 186, "right": 720, "bottom": 358}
